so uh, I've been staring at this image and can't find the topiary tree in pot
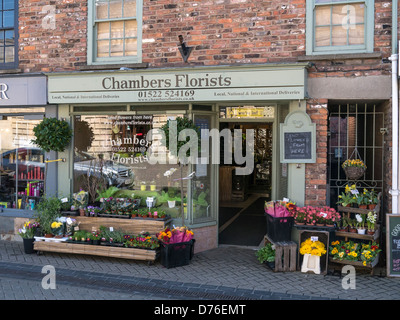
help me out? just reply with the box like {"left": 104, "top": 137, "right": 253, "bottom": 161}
{"left": 160, "top": 116, "right": 200, "bottom": 227}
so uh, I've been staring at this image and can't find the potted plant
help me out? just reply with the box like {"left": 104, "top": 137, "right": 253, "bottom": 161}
{"left": 337, "top": 191, "right": 356, "bottom": 208}
{"left": 366, "top": 189, "right": 378, "bottom": 210}
{"left": 50, "top": 220, "right": 64, "bottom": 238}
{"left": 348, "top": 218, "right": 357, "bottom": 233}
{"left": 33, "top": 196, "right": 62, "bottom": 237}
{"left": 256, "top": 243, "right": 276, "bottom": 270}
{"left": 341, "top": 158, "right": 367, "bottom": 180}
{"left": 366, "top": 211, "right": 377, "bottom": 235}
{"left": 337, "top": 217, "right": 348, "bottom": 232}
{"left": 299, "top": 237, "right": 327, "bottom": 274}
{"left": 18, "top": 221, "right": 40, "bottom": 254}
{"left": 72, "top": 190, "right": 88, "bottom": 216}
{"left": 355, "top": 214, "right": 366, "bottom": 234}
{"left": 160, "top": 116, "right": 200, "bottom": 226}
{"left": 293, "top": 207, "right": 306, "bottom": 225}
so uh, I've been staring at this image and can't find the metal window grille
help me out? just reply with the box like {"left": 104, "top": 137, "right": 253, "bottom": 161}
{"left": 328, "top": 103, "right": 385, "bottom": 207}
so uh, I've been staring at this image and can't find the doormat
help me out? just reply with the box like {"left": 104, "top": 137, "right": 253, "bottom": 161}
{"left": 218, "top": 197, "right": 268, "bottom": 246}
{"left": 218, "top": 207, "right": 242, "bottom": 227}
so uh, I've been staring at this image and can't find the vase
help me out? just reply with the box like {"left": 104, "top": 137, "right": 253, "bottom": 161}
{"left": 357, "top": 228, "right": 366, "bottom": 234}
{"left": 23, "top": 238, "right": 35, "bottom": 254}
{"left": 301, "top": 253, "right": 321, "bottom": 274}
{"left": 168, "top": 200, "right": 176, "bottom": 208}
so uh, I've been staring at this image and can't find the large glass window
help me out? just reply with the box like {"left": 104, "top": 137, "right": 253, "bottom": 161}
{"left": 88, "top": 0, "right": 142, "bottom": 65}
{"left": 73, "top": 111, "right": 214, "bottom": 224}
{"left": 0, "top": 0, "right": 17, "bottom": 68}
{"left": 0, "top": 109, "right": 46, "bottom": 210}
{"left": 306, "top": 0, "right": 374, "bottom": 55}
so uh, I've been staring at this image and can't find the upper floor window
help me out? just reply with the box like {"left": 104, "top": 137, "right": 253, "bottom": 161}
{"left": 0, "top": 0, "right": 17, "bottom": 69}
{"left": 306, "top": 0, "right": 374, "bottom": 55}
{"left": 88, "top": 0, "right": 142, "bottom": 65}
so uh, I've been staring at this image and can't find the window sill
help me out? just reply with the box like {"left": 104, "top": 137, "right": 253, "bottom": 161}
{"left": 0, "top": 68, "right": 22, "bottom": 74}
{"left": 298, "top": 52, "right": 382, "bottom": 61}
{"left": 80, "top": 63, "right": 148, "bottom": 71}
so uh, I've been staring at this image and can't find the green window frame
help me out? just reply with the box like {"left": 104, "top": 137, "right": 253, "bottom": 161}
{"left": 87, "top": 0, "right": 142, "bottom": 65}
{"left": 306, "top": 0, "right": 374, "bottom": 55}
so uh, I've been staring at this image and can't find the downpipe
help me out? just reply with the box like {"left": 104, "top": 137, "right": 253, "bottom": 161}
{"left": 389, "top": 53, "right": 399, "bottom": 213}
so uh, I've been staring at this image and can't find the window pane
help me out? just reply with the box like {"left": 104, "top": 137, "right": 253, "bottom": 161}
{"left": 125, "top": 38, "right": 137, "bottom": 55}
{"left": 332, "top": 4, "right": 346, "bottom": 25}
{"left": 96, "top": 0, "right": 108, "bottom": 19}
{"left": 354, "top": 3, "right": 365, "bottom": 23}
{"left": 3, "top": 10, "right": 13, "bottom": 28}
{"left": 315, "top": 26, "right": 330, "bottom": 47}
{"left": 110, "top": 21, "right": 124, "bottom": 38}
{"left": 123, "top": 0, "right": 136, "bottom": 17}
{"left": 125, "top": 20, "right": 137, "bottom": 37}
{"left": 5, "top": 45, "right": 13, "bottom": 62}
{"left": 349, "top": 24, "right": 364, "bottom": 44}
{"left": 5, "top": 30, "right": 13, "bottom": 45}
{"left": 332, "top": 25, "right": 347, "bottom": 46}
{"left": 0, "top": 30, "right": 4, "bottom": 46}
{"left": 315, "top": 6, "right": 331, "bottom": 26}
{"left": 110, "top": 39, "right": 123, "bottom": 56}
{"left": 109, "top": 0, "right": 122, "bottom": 19}
{"left": 3, "top": 0, "right": 13, "bottom": 10}
{"left": 97, "top": 40, "right": 109, "bottom": 57}
{"left": 97, "top": 22, "right": 110, "bottom": 40}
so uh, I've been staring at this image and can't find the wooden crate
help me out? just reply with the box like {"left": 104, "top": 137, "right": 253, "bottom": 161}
{"left": 264, "top": 235, "right": 297, "bottom": 272}
{"left": 34, "top": 240, "right": 158, "bottom": 262}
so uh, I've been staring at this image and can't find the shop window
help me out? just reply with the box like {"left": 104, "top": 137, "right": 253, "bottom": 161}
{"left": 0, "top": 0, "right": 18, "bottom": 69}
{"left": 0, "top": 111, "right": 46, "bottom": 210}
{"left": 87, "top": 0, "right": 142, "bottom": 65}
{"left": 306, "top": 0, "right": 374, "bottom": 55}
{"left": 73, "top": 112, "right": 215, "bottom": 224}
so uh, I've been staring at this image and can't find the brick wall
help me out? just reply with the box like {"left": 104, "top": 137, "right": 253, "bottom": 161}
{"left": 305, "top": 99, "right": 329, "bottom": 207}
{"left": 17, "top": 0, "right": 396, "bottom": 73}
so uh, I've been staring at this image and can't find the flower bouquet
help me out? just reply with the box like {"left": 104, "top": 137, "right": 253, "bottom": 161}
{"left": 18, "top": 221, "right": 40, "bottom": 239}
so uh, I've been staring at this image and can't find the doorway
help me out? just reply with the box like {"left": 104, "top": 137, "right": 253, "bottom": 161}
{"left": 218, "top": 122, "right": 273, "bottom": 246}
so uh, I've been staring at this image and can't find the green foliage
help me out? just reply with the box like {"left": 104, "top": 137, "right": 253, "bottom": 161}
{"left": 33, "top": 196, "right": 62, "bottom": 235}
{"left": 32, "top": 117, "right": 73, "bottom": 152}
{"left": 96, "top": 186, "right": 120, "bottom": 201}
{"left": 256, "top": 243, "right": 276, "bottom": 263}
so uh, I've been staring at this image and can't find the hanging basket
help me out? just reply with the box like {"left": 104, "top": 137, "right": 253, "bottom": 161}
{"left": 343, "top": 166, "right": 365, "bottom": 180}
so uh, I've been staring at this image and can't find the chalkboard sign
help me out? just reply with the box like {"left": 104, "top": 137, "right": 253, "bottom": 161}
{"left": 386, "top": 214, "right": 400, "bottom": 277}
{"left": 284, "top": 132, "right": 312, "bottom": 160}
{"left": 280, "top": 110, "right": 316, "bottom": 163}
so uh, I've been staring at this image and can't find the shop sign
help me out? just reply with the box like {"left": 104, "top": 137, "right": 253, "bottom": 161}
{"left": 0, "top": 76, "right": 47, "bottom": 106}
{"left": 47, "top": 65, "right": 307, "bottom": 104}
{"left": 280, "top": 110, "right": 316, "bottom": 163}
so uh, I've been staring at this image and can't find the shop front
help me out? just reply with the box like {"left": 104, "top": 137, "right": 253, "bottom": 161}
{"left": 47, "top": 64, "right": 310, "bottom": 252}
{"left": 0, "top": 74, "right": 50, "bottom": 238}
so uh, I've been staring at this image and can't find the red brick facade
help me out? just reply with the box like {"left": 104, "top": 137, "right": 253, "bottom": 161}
{"left": 15, "top": 0, "right": 397, "bottom": 209}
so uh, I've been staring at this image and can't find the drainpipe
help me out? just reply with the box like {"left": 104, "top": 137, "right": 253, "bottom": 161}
{"left": 389, "top": 0, "right": 399, "bottom": 213}
{"left": 390, "top": 53, "right": 399, "bottom": 213}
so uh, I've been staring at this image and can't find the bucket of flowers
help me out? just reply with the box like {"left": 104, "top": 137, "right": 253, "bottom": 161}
{"left": 19, "top": 221, "right": 40, "bottom": 254}
{"left": 157, "top": 226, "right": 195, "bottom": 268}
{"left": 299, "top": 237, "right": 327, "bottom": 274}
{"left": 342, "top": 158, "right": 367, "bottom": 180}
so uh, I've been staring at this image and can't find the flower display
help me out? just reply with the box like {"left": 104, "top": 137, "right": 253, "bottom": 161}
{"left": 292, "top": 205, "right": 340, "bottom": 226}
{"left": 50, "top": 221, "right": 64, "bottom": 237}
{"left": 366, "top": 211, "right": 377, "bottom": 231}
{"left": 299, "top": 238, "right": 327, "bottom": 256}
{"left": 342, "top": 159, "right": 367, "bottom": 169}
{"left": 157, "top": 226, "right": 194, "bottom": 244}
{"left": 18, "top": 221, "right": 40, "bottom": 239}
{"left": 329, "top": 240, "right": 380, "bottom": 266}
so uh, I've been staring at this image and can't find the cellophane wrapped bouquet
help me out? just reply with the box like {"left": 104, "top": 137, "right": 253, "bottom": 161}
{"left": 157, "top": 226, "right": 194, "bottom": 244}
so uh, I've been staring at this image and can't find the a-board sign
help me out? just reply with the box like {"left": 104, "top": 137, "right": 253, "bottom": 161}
{"left": 280, "top": 110, "right": 316, "bottom": 163}
{"left": 387, "top": 214, "right": 400, "bottom": 277}
{"left": 284, "top": 132, "right": 312, "bottom": 160}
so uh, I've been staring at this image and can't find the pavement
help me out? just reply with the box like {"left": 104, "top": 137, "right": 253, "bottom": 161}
{"left": 0, "top": 239, "right": 400, "bottom": 304}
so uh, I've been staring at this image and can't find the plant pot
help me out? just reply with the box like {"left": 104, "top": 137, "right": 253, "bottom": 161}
{"left": 140, "top": 185, "right": 146, "bottom": 191}
{"left": 367, "top": 229, "right": 375, "bottom": 235}
{"left": 79, "top": 209, "right": 85, "bottom": 216}
{"left": 168, "top": 200, "right": 176, "bottom": 208}
{"left": 349, "top": 228, "right": 357, "bottom": 233}
{"left": 338, "top": 227, "right": 348, "bottom": 232}
{"left": 150, "top": 185, "right": 156, "bottom": 191}
{"left": 357, "top": 228, "right": 366, "bottom": 234}
{"left": 343, "top": 166, "right": 365, "bottom": 180}
{"left": 295, "top": 222, "right": 305, "bottom": 225}
{"left": 93, "top": 240, "right": 100, "bottom": 245}
{"left": 316, "top": 223, "right": 325, "bottom": 227}
{"left": 301, "top": 253, "right": 321, "bottom": 274}
{"left": 326, "top": 224, "right": 334, "bottom": 228}
{"left": 264, "top": 261, "right": 275, "bottom": 270}
{"left": 368, "top": 204, "right": 377, "bottom": 210}
{"left": 44, "top": 233, "right": 54, "bottom": 238}
{"left": 358, "top": 205, "right": 368, "bottom": 209}
{"left": 23, "top": 238, "right": 35, "bottom": 254}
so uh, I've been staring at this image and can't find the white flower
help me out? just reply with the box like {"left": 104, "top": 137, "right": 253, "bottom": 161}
{"left": 356, "top": 214, "right": 363, "bottom": 223}
{"left": 367, "top": 212, "right": 377, "bottom": 223}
